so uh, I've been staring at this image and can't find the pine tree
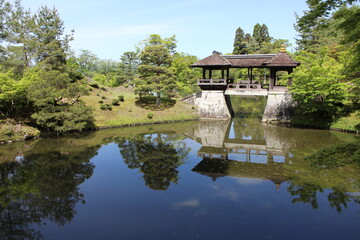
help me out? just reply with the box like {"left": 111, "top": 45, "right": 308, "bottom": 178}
{"left": 135, "top": 34, "right": 176, "bottom": 107}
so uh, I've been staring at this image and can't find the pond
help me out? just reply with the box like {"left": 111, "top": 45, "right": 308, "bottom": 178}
{"left": 0, "top": 118, "right": 359, "bottom": 240}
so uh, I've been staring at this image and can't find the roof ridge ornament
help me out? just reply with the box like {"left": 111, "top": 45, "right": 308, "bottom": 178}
{"left": 280, "top": 44, "right": 286, "bottom": 53}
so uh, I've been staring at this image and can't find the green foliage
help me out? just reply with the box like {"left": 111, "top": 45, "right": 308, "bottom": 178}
{"left": 233, "top": 27, "right": 247, "bottom": 54}
{"left": 100, "top": 103, "right": 112, "bottom": 111}
{"left": 89, "top": 81, "right": 99, "bottom": 88}
{"left": 0, "top": 69, "right": 30, "bottom": 117}
{"left": 135, "top": 95, "right": 176, "bottom": 110}
{"left": 0, "top": 119, "right": 40, "bottom": 143}
{"left": 232, "top": 24, "right": 291, "bottom": 55}
{"left": 136, "top": 34, "right": 177, "bottom": 107}
{"left": 290, "top": 48, "right": 350, "bottom": 128}
{"left": 112, "top": 99, "right": 120, "bottom": 106}
{"left": 170, "top": 52, "right": 201, "bottom": 96}
{"left": 24, "top": 66, "right": 94, "bottom": 133}
{"left": 305, "top": 141, "right": 360, "bottom": 169}
{"left": 147, "top": 112, "right": 154, "bottom": 119}
{"left": 118, "top": 95, "right": 124, "bottom": 101}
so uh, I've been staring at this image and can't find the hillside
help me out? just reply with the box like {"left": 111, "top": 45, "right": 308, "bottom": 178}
{"left": 81, "top": 85, "right": 198, "bottom": 128}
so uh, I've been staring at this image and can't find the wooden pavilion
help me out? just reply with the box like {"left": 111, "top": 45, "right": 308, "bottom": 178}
{"left": 191, "top": 48, "right": 300, "bottom": 94}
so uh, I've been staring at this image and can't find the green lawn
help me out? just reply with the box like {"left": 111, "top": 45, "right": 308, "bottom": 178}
{"left": 81, "top": 86, "right": 198, "bottom": 128}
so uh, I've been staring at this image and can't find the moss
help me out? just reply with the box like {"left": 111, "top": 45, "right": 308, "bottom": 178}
{"left": 0, "top": 120, "right": 40, "bottom": 144}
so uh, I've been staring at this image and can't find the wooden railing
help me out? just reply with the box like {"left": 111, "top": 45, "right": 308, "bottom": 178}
{"left": 197, "top": 79, "right": 227, "bottom": 86}
{"left": 226, "top": 83, "right": 269, "bottom": 91}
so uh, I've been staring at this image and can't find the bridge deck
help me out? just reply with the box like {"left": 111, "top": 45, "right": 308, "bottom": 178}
{"left": 197, "top": 79, "right": 289, "bottom": 96}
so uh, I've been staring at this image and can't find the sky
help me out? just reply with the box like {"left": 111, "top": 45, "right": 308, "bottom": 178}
{"left": 19, "top": 0, "right": 309, "bottom": 60}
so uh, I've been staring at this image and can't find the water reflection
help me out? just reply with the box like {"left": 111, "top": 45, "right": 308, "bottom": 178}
{"left": 190, "top": 119, "right": 289, "bottom": 189}
{"left": 188, "top": 118, "right": 360, "bottom": 212}
{"left": 0, "top": 119, "right": 359, "bottom": 239}
{"left": 0, "top": 144, "right": 98, "bottom": 240}
{"left": 117, "top": 132, "right": 190, "bottom": 190}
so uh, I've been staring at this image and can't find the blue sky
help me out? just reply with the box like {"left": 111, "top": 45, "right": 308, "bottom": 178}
{"left": 20, "top": 0, "right": 309, "bottom": 60}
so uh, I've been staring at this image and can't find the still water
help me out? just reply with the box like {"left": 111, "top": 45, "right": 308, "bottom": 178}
{"left": 0, "top": 118, "right": 359, "bottom": 240}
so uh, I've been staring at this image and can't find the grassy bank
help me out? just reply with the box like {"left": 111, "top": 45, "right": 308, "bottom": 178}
{"left": 331, "top": 111, "right": 360, "bottom": 133}
{"left": 81, "top": 86, "right": 198, "bottom": 128}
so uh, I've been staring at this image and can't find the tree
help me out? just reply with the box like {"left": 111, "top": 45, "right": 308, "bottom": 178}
{"left": 135, "top": 34, "right": 176, "bottom": 107}
{"left": 252, "top": 23, "right": 271, "bottom": 51}
{"left": 294, "top": 0, "right": 358, "bottom": 51}
{"left": 170, "top": 52, "right": 201, "bottom": 96}
{"left": 32, "top": 6, "right": 73, "bottom": 68}
{"left": 25, "top": 67, "right": 93, "bottom": 133}
{"left": 76, "top": 49, "right": 99, "bottom": 73}
{"left": 233, "top": 27, "right": 247, "bottom": 54}
{"left": 2, "top": 0, "right": 35, "bottom": 74}
{"left": 120, "top": 50, "right": 140, "bottom": 84}
{"left": 290, "top": 49, "right": 350, "bottom": 128}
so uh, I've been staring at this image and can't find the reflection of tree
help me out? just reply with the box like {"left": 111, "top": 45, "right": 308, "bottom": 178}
{"left": 118, "top": 133, "right": 189, "bottom": 190}
{"left": 0, "top": 147, "right": 97, "bottom": 240}
{"left": 287, "top": 182, "right": 356, "bottom": 213}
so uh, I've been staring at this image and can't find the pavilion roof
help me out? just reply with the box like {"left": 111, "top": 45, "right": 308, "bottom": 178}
{"left": 191, "top": 53, "right": 232, "bottom": 67}
{"left": 191, "top": 52, "right": 300, "bottom": 68}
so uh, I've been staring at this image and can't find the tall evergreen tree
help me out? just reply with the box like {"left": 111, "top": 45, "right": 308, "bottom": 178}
{"left": 252, "top": 23, "right": 271, "bottom": 50}
{"left": 233, "top": 27, "right": 247, "bottom": 54}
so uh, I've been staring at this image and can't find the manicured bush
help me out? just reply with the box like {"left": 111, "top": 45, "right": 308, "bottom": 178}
{"left": 98, "top": 100, "right": 104, "bottom": 104}
{"left": 118, "top": 95, "right": 124, "bottom": 101}
{"left": 147, "top": 112, "right": 154, "bottom": 119}
{"left": 89, "top": 82, "right": 99, "bottom": 88}
{"left": 100, "top": 104, "right": 112, "bottom": 111}
{"left": 101, "top": 96, "right": 106, "bottom": 99}
{"left": 112, "top": 99, "right": 120, "bottom": 106}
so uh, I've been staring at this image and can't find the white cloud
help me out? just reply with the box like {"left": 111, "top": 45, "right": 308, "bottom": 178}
{"left": 173, "top": 199, "right": 200, "bottom": 208}
{"left": 236, "top": 177, "right": 265, "bottom": 185}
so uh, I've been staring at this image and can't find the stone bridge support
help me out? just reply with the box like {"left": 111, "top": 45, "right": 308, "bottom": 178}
{"left": 194, "top": 90, "right": 232, "bottom": 119}
{"left": 262, "top": 93, "right": 293, "bottom": 123}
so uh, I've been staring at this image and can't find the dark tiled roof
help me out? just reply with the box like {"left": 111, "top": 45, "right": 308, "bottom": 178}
{"left": 192, "top": 52, "right": 300, "bottom": 68}
{"left": 191, "top": 53, "right": 232, "bottom": 67}
{"left": 263, "top": 52, "right": 300, "bottom": 67}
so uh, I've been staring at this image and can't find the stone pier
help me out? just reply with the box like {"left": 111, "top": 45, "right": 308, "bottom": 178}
{"left": 262, "top": 92, "right": 293, "bottom": 123}
{"left": 194, "top": 91, "right": 232, "bottom": 119}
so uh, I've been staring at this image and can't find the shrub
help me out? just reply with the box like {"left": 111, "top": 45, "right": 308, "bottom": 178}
{"left": 112, "top": 99, "right": 120, "bottom": 106}
{"left": 89, "top": 82, "right": 99, "bottom": 88}
{"left": 0, "top": 120, "right": 40, "bottom": 143}
{"left": 101, "top": 96, "right": 106, "bottom": 99}
{"left": 147, "top": 112, "right": 154, "bottom": 119}
{"left": 100, "top": 104, "right": 112, "bottom": 111}
{"left": 118, "top": 95, "right": 124, "bottom": 101}
{"left": 98, "top": 100, "right": 104, "bottom": 104}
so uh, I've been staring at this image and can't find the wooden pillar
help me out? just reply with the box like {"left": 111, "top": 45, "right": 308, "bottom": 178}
{"left": 221, "top": 69, "right": 225, "bottom": 79}
{"left": 209, "top": 69, "right": 212, "bottom": 79}
{"left": 287, "top": 69, "right": 293, "bottom": 86}
{"left": 202, "top": 68, "right": 206, "bottom": 79}
{"left": 227, "top": 68, "right": 230, "bottom": 82}
{"left": 269, "top": 68, "right": 276, "bottom": 90}
{"left": 250, "top": 68, "right": 253, "bottom": 83}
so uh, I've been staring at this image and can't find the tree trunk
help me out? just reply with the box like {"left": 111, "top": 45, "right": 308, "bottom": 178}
{"left": 156, "top": 92, "right": 161, "bottom": 107}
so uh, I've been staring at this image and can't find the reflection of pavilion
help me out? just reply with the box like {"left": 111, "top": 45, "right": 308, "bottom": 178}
{"left": 190, "top": 119, "right": 290, "bottom": 188}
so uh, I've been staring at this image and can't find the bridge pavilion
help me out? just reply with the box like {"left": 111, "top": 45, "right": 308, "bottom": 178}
{"left": 191, "top": 48, "right": 300, "bottom": 95}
